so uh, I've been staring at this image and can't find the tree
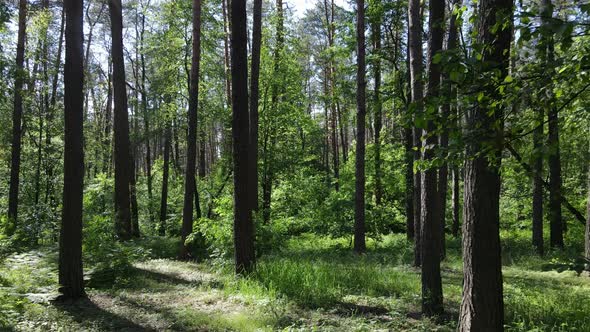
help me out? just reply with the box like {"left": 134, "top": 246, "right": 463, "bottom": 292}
{"left": 458, "top": 0, "right": 513, "bottom": 329}
{"left": 250, "top": 0, "right": 262, "bottom": 213}
{"left": 109, "top": 0, "right": 133, "bottom": 240}
{"left": 371, "top": 0, "right": 383, "bottom": 206}
{"left": 7, "top": 0, "right": 27, "bottom": 234}
{"left": 159, "top": 116, "right": 171, "bottom": 236}
{"left": 58, "top": 0, "right": 85, "bottom": 300}
{"left": 180, "top": 0, "right": 202, "bottom": 259}
{"left": 231, "top": 0, "right": 255, "bottom": 274}
{"left": 354, "top": 0, "right": 367, "bottom": 254}
{"left": 420, "top": 0, "right": 444, "bottom": 316}
{"left": 407, "top": 0, "right": 423, "bottom": 266}
{"left": 542, "top": 0, "right": 563, "bottom": 248}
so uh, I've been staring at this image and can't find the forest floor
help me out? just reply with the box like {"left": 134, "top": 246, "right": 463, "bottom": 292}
{"left": 1, "top": 233, "right": 590, "bottom": 331}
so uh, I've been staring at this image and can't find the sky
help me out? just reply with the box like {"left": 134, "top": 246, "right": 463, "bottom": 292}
{"left": 289, "top": 0, "right": 351, "bottom": 18}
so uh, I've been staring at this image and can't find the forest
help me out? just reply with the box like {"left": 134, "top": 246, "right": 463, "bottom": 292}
{"left": 0, "top": 0, "right": 589, "bottom": 330}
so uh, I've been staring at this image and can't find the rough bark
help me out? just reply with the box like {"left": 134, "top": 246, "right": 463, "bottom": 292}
{"left": 458, "top": 0, "right": 512, "bottom": 329}
{"left": 231, "top": 0, "right": 256, "bottom": 274}
{"left": 421, "top": 0, "right": 444, "bottom": 316}
{"left": 354, "top": 0, "right": 367, "bottom": 254}
{"left": 181, "top": 0, "right": 202, "bottom": 259}
{"left": 7, "top": 0, "right": 27, "bottom": 234}
{"left": 109, "top": 0, "right": 133, "bottom": 240}
{"left": 58, "top": 0, "right": 85, "bottom": 300}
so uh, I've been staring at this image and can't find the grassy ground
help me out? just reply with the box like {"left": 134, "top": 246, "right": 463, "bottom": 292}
{"left": 0, "top": 233, "right": 589, "bottom": 331}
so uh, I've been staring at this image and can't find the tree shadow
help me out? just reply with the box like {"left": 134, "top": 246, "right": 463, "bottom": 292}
{"left": 54, "top": 297, "right": 153, "bottom": 331}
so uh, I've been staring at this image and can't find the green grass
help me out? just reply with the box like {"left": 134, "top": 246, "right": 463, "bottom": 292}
{"left": 1, "top": 232, "right": 590, "bottom": 331}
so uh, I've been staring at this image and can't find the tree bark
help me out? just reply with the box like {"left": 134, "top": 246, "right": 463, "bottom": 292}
{"left": 421, "top": 0, "right": 444, "bottom": 316}
{"left": 249, "top": 0, "right": 262, "bottom": 213}
{"left": 541, "top": 0, "right": 563, "bottom": 248}
{"left": 59, "top": 0, "right": 85, "bottom": 300}
{"left": 231, "top": 0, "right": 255, "bottom": 274}
{"left": 159, "top": 119, "right": 171, "bottom": 236}
{"left": 180, "top": 0, "right": 202, "bottom": 259}
{"left": 353, "top": 0, "right": 367, "bottom": 254}
{"left": 532, "top": 107, "right": 544, "bottom": 255}
{"left": 7, "top": 0, "right": 27, "bottom": 234}
{"left": 458, "top": 0, "right": 512, "bottom": 329}
{"left": 372, "top": 13, "right": 382, "bottom": 206}
{"left": 109, "top": 0, "right": 133, "bottom": 240}
{"left": 408, "top": 0, "right": 423, "bottom": 266}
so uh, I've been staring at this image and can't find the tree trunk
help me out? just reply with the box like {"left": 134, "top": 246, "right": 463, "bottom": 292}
{"left": 249, "top": 0, "right": 262, "bottom": 213}
{"left": 420, "top": 0, "right": 444, "bottom": 316}
{"left": 353, "top": 0, "right": 366, "bottom": 254}
{"left": 140, "top": 8, "right": 154, "bottom": 223}
{"left": 408, "top": 0, "right": 423, "bottom": 266}
{"left": 231, "top": 0, "right": 255, "bottom": 274}
{"left": 541, "top": 0, "right": 563, "bottom": 248}
{"left": 585, "top": 140, "right": 590, "bottom": 271}
{"left": 45, "top": 7, "right": 65, "bottom": 205}
{"left": 372, "top": 15, "right": 382, "bottom": 206}
{"left": 7, "top": 0, "right": 27, "bottom": 234}
{"left": 458, "top": 0, "right": 512, "bottom": 329}
{"left": 109, "top": 0, "right": 133, "bottom": 241}
{"left": 181, "top": 0, "right": 202, "bottom": 259}
{"left": 159, "top": 120, "right": 171, "bottom": 236}
{"left": 532, "top": 107, "right": 544, "bottom": 255}
{"left": 58, "top": 0, "right": 85, "bottom": 300}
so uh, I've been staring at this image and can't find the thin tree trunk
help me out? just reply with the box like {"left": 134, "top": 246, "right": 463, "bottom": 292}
{"left": 420, "top": 0, "right": 444, "bottom": 316}
{"left": 7, "top": 0, "right": 27, "bottom": 234}
{"left": 45, "top": 7, "right": 65, "bottom": 205}
{"left": 451, "top": 165, "right": 460, "bottom": 237}
{"left": 458, "top": 0, "right": 512, "bottom": 329}
{"left": 58, "top": 0, "right": 85, "bottom": 300}
{"left": 109, "top": 0, "right": 133, "bottom": 240}
{"left": 159, "top": 120, "right": 171, "bottom": 236}
{"left": 231, "top": 0, "right": 255, "bottom": 274}
{"left": 353, "top": 0, "right": 367, "bottom": 254}
{"left": 371, "top": 14, "right": 382, "bottom": 206}
{"left": 542, "top": 0, "right": 563, "bottom": 248}
{"left": 249, "top": 0, "right": 262, "bottom": 213}
{"left": 408, "top": 0, "right": 423, "bottom": 266}
{"left": 532, "top": 106, "right": 544, "bottom": 254}
{"left": 181, "top": 0, "right": 202, "bottom": 259}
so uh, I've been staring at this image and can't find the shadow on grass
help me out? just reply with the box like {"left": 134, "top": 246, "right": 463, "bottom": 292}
{"left": 54, "top": 297, "right": 152, "bottom": 331}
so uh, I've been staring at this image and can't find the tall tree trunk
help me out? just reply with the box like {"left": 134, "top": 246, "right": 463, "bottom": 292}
{"left": 437, "top": 0, "right": 459, "bottom": 259}
{"left": 262, "top": 0, "right": 284, "bottom": 224}
{"left": 109, "top": 0, "right": 133, "bottom": 240}
{"left": 458, "top": 0, "right": 512, "bottom": 329}
{"left": 181, "top": 0, "right": 202, "bottom": 259}
{"left": 532, "top": 106, "right": 544, "bottom": 254}
{"left": 404, "top": 49, "right": 414, "bottom": 240}
{"left": 408, "top": 0, "right": 423, "bottom": 266}
{"left": 353, "top": 0, "right": 367, "bottom": 254}
{"left": 231, "top": 0, "right": 255, "bottom": 274}
{"left": 542, "top": 0, "right": 563, "bottom": 248}
{"left": 58, "top": 0, "right": 85, "bottom": 300}
{"left": 249, "top": 0, "right": 262, "bottom": 213}
{"left": 420, "top": 0, "right": 444, "bottom": 316}
{"left": 159, "top": 120, "right": 171, "bottom": 236}
{"left": 371, "top": 13, "right": 382, "bottom": 206}
{"left": 46, "top": 7, "right": 65, "bottom": 205}
{"left": 7, "top": 0, "right": 27, "bottom": 234}
{"left": 139, "top": 6, "right": 153, "bottom": 223}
